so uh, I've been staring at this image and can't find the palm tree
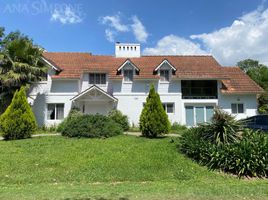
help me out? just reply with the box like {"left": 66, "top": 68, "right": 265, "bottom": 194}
{"left": 0, "top": 29, "right": 47, "bottom": 113}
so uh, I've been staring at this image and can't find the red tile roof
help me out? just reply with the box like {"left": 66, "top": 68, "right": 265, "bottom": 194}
{"left": 220, "top": 67, "right": 263, "bottom": 94}
{"left": 42, "top": 52, "right": 263, "bottom": 94}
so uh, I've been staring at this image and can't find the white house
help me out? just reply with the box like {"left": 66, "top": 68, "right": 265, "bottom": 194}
{"left": 28, "top": 43, "right": 263, "bottom": 127}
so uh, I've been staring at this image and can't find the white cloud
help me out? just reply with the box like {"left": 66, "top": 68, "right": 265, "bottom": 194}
{"left": 101, "top": 14, "right": 129, "bottom": 32}
{"left": 131, "top": 16, "right": 148, "bottom": 43}
{"left": 51, "top": 6, "right": 82, "bottom": 24}
{"left": 105, "top": 29, "right": 116, "bottom": 42}
{"left": 100, "top": 13, "right": 149, "bottom": 43}
{"left": 143, "top": 34, "right": 207, "bottom": 55}
{"left": 191, "top": 6, "right": 268, "bottom": 65}
{"left": 143, "top": 5, "right": 268, "bottom": 65}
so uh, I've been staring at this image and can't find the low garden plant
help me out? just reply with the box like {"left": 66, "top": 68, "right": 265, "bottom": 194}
{"left": 60, "top": 114, "right": 123, "bottom": 138}
{"left": 180, "top": 109, "right": 268, "bottom": 178}
{"left": 171, "top": 122, "right": 187, "bottom": 134}
{"left": 108, "top": 109, "right": 130, "bottom": 131}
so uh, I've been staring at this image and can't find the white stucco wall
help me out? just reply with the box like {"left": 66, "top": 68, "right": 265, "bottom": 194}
{"left": 113, "top": 80, "right": 182, "bottom": 125}
{"left": 51, "top": 80, "right": 79, "bottom": 93}
{"left": 28, "top": 69, "right": 259, "bottom": 127}
{"left": 218, "top": 93, "right": 258, "bottom": 120}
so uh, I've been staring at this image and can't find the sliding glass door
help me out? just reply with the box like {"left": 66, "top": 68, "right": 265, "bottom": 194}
{"left": 185, "top": 105, "right": 215, "bottom": 126}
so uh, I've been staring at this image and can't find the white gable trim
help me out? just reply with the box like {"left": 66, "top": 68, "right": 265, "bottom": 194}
{"left": 154, "top": 59, "right": 177, "bottom": 71}
{"left": 117, "top": 59, "right": 140, "bottom": 71}
{"left": 71, "top": 85, "right": 118, "bottom": 102}
{"left": 41, "top": 57, "right": 61, "bottom": 71}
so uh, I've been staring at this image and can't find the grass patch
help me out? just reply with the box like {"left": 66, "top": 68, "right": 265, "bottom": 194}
{"left": 0, "top": 135, "right": 267, "bottom": 199}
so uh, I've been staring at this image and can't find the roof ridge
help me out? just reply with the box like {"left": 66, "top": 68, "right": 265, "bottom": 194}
{"left": 221, "top": 66, "right": 239, "bottom": 68}
{"left": 141, "top": 55, "right": 213, "bottom": 57}
{"left": 44, "top": 52, "right": 92, "bottom": 54}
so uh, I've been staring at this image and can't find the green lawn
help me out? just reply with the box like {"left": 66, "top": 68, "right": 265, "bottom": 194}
{"left": 0, "top": 135, "right": 267, "bottom": 200}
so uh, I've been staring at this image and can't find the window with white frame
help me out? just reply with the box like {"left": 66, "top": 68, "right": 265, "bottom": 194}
{"left": 160, "top": 69, "right": 170, "bottom": 82}
{"left": 123, "top": 69, "right": 133, "bottom": 82}
{"left": 89, "top": 73, "right": 106, "bottom": 84}
{"left": 231, "top": 103, "right": 244, "bottom": 114}
{"left": 47, "top": 104, "right": 64, "bottom": 120}
{"left": 162, "top": 103, "right": 174, "bottom": 113}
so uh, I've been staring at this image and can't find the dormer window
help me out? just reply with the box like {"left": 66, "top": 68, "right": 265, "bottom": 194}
{"left": 160, "top": 69, "right": 170, "bottom": 82}
{"left": 124, "top": 69, "right": 133, "bottom": 82}
{"left": 154, "top": 59, "right": 176, "bottom": 82}
{"left": 89, "top": 73, "right": 106, "bottom": 85}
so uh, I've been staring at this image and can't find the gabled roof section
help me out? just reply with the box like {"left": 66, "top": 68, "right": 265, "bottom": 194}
{"left": 71, "top": 85, "right": 118, "bottom": 102}
{"left": 42, "top": 53, "right": 223, "bottom": 80}
{"left": 220, "top": 67, "right": 264, "bottom": 94}
{"left": 41, "top": 57, "right": 62, "bottom": 71}
{"left": 154, "top": 59, "right": 177, "bottom": 71}
{"left": 117, "top": 59, "right": 140, "bottom": 71}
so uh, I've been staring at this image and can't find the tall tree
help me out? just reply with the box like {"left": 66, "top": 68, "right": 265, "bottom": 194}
{"left": 0, "top": 27, "right": 47, "bottom": 113}
{"left": 139, "top": 84, "right": 170, "bottom": 138}
{"left": 237, "top": 59, "right": 268, "bottom": 113}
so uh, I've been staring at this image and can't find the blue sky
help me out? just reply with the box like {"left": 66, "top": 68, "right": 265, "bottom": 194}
{"left": 0, "top": 0, "right": 268, "bottom": 65}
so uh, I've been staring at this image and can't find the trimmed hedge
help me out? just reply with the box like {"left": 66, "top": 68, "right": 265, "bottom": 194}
{"left": 61, "top": 114, "right": 123, "bottom": 138}
{"left": 0, "top": 87, "right": 37, "bottom": 140}
{"left": 180, "top": 128, "right": 268, "bottom": 177}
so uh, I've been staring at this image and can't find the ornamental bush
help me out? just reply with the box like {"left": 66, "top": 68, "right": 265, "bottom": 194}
{"left": 61, "top": 114, "right": 123, "bottom": 138}
{"left": 139, "top": 84, "right": 170, "bottom": 138}
{"left": 180, "top": 127, "right": 268, "bottom": 177}
{"left": 199, "top": 108, "right": 243, "bottom": 145}
{"left": 108, "top": 109, "right": 129, "bottom": 131}
{"left": 57, "top": 107, "right": 83, "bottom": 132}
{"left": 0, "top": 87, "right": 37, "bottom": 140}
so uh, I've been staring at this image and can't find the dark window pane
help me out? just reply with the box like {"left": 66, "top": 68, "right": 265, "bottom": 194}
{"left": 231, "top": 104, "right": 237, "bottom": 113}
{"left": 166, "top": 103, "right": 174, "bottom": 113}
{"left": 238, "top": 104, "right": 244, "bottom": 113}
{"left": 124, "top": 70, "right": 133, "bottom": 81}
{"left": 89, "top": 74, "right": 95, "bottom": 84}
{"left": 95, "top": 74, "right": 100, "bottom": 84}
{"left": 160, "top": 70, "right": 169, "bottom": 81}
{"left": 101, "top": 74, "right": 106, "bottom": 84}
{"left": 47, "top": 104, "right": 55, "bottom": 120}
{"left": 89, "top": 73, "right": 106, "bottom": 84}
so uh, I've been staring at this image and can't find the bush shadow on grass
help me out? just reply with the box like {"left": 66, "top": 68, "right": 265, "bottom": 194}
{"left": 138, "top": 135, "right": 169, "bottom": 139}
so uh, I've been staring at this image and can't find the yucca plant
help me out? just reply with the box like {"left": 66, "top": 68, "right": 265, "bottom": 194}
{"left": 199, "top": 108, "right": 243, "bottom": 145}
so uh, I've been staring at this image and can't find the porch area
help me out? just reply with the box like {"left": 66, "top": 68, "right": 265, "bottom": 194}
{"left": 71, "top": 85, "right": 117, "bottom": 115}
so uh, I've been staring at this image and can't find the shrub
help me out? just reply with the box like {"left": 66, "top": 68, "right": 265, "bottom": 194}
{"left": 199, "top": 108, "right": 242, "bottom": 145}
{"left": 180, "top": 128, "right": 268, "bottom": 177}
{"left": 61, "top": 114, "right": 123, "bottom": 138}
{"left": 139, "top": 84, "right": 170, "bottom": 138}
{"left": 171, "top": 122, "right": 187, "bottom": 134}
{"left": 108, "top": 109, "right": 129, "bottom": 131}
{"left": 57, "top": 107, "right": 83, "bottom": 132}
{"left": 0, "top": 87, "right": 37, "bottom": 140}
